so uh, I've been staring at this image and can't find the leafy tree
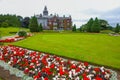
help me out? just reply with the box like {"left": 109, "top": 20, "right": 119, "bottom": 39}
{"left": 0, "top": 14, "right": 21, "bottom": 27}
{"left": 91, "top": 17, "right": 100, "bottom": 33}
{"left": 22, "top": 17, "right": 30, "bottom": 28}
{"left": 1, "top": 21, "right": 9, "bottom": 27}
{"left": 80, "top": 24, "right": 87, "bottom": 32}
{"left": 114, "top": 23, "right": 120, "bottom": 33}
{"left": 99, "top": 19, "right": 109, "bottom": 30}
{"left": 29, "top": 16, "right": 39, "bottom": 32}
{"left": 17, "top": 16, "right": 23, "bottom": 27}
{"left": 72, "top": 24, "right": 76, "bottom": 32}
{"left": 86, "top": 18, "right": 94, "bottom": 32}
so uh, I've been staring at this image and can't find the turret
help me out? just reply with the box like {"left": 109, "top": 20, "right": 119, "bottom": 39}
{"left": 43, "top": 6, "right": 48, "bottom": 16}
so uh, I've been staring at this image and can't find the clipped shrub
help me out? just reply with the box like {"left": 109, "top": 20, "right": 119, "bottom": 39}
{"left": 18, "top": 31, "right": 27, "bottom": 37}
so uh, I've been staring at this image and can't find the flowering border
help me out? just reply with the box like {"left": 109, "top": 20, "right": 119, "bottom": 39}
{"left": 0, "top": 33, "right": 32, "bottom": 43}
{"left": 0, "top": 45, "right": 117, "bottom": 80}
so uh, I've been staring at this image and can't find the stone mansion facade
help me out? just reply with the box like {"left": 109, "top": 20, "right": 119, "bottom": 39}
{"left": 35, "top": 6, "right": 72, "bottom": 30}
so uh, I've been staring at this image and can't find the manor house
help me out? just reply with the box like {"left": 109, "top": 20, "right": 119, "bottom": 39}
{"left": 35, "top": 6, "right": 72, "bottom": 30}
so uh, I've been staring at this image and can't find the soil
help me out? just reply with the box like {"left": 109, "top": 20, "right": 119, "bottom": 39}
{"left": 117, "top": 70, "right": 120, "bottom": 80}
{"left": 0, "top": 66, "right": 21, "bottom": 80}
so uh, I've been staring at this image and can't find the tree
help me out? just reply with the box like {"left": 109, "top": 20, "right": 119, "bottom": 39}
{"left": 0, "top": 14, "right": 21, "bottom": 27}
{"left": 86, "top": 18, "right": 94, "bottom": 32}
{"left": 29, "top": 16, "right": 39, "bottom": 32}
{"left": 17, "top": 16, "right": 23, "bottom": 27}
{"left": 99, "top": 19, "right": 109, "bottom": 30}
{"left": 22, "top": 17, "right": 30, "bottom": 28}
{"left": 38, "top": 24, "right": 43, "bottom": 32}
{"left": 72, "top": 24, "right": 76, "bottom": 32}
{"left": 80, "top": 24, "right": 87, "bottom": 32}
{"left": 114, "top": 23, "right": 120, "bottom": 33}
{"left": 91, "top": 17, "right": 100, "bottom": 33}
{"left": 1, "top": 21, "right": 9, "bottom": 27}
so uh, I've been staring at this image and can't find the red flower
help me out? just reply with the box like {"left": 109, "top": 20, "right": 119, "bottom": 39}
{"left": 75, "top": 67, "right": 81, "bottom": 72}
{"left": 83, "top": 76, "right": 90, "bottom": 80}
{"left": 42, "top": 58, "right": 48, "bottom": 66}
{"left": 55, "top": 57, "right": 60, "bottom": 61}
{"left": 95, "top": 76, "right": 102, "bottom": 80}
{"left": 59, "top": 66, "right": 65, "bottom": 76}
{"left": 24, "top": 68, "right": 29, "bottom": 74}
{"left": 29, "top": 65, "right": 34, "bottom": 69}
{"left": 38, "top": 72, "right": 41, "bottom": 77}
{"left": 34, "top": 75, "right": 39, "bottom": 80}
{"left": 94, "top": 68, "right": 100, "bottom": 72}
{"left": 82, "top": 73, "right": 87, "bottom": 77}
{"left": 44, "top": 77, "right": 49, "bottom": 80}
{"left": 50, "top": 63, "right": 55, "bottom": 69}
{"left": 70, "top": 64, "right": 76, "bottom": 69}
{"left": 84, "top": 62, "right": 89, "bottom": 66}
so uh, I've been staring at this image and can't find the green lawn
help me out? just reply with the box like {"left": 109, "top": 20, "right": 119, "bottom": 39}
{"left": 13, "top": 33, "right": 120, "bottom": 69}
{"left": 0, "top": 78, "right": 3, "bottom": 80}
{"left": 0, "top": 27, "right": 29, "bottom": 36}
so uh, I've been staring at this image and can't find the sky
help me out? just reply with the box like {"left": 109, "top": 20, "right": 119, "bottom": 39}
{"left": 0, "top": 0, "right": 120, "bottom": 27}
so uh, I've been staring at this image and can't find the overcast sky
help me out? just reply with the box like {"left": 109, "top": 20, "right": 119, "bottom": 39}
{"left": 0, "top": 0, "right": 120, "bottom": 27}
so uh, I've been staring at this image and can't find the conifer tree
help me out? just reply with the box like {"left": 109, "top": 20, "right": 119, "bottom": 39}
{"left": 72, "top": 24, "right": 76, "bottom": 32}
{"left": 91, "top": 17, "right": 100, "bottom": 33}
{"left": 29, "top": 16, "right": 39, "bottom": 32}
{"left": 38, "top": 24, "right": 43, "bottom": 32}
{"left": 114, "top": 23, "right": 120, "bottom": 33}
{"left": 86, "top": 18, "right": 94, "bottom": 32}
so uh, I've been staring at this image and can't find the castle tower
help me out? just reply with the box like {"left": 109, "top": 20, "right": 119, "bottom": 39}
{"left": 43, "top": 6, "right": 48, "bottom": 16}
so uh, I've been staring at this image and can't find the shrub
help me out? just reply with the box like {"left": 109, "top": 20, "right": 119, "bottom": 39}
{"left": 18, "top": 31, "right": 27, "bottom": 37}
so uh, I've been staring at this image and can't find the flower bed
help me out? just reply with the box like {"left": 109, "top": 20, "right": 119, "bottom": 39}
{"left": 0, "top": 37, "right": 25, "bottom": 42}
{"left": 0, "top": 45, "right": 114, "bottom": 80}
{"left": 0, "top": 33, "right": 32, "bottom": 43}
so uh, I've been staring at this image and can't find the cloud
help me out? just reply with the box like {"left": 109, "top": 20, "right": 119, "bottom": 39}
{"left": 81, "top": 9, "right": 104, "bottom": 15}
{"left": 99, "top": 7, "right": 120, "bottom": 27}
{"left": 78, "top": 7, "right": 120, "bottom": 27}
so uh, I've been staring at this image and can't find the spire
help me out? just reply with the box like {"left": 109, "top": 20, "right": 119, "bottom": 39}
{"left": 43, "top": 6, "right": 48, "bottom": 16}
{"left": 44, "top": 6, "right": 47, "bottom": 11}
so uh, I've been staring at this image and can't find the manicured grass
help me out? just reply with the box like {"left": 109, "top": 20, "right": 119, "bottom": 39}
{"left": 13, "top": 33, "right": 120, "bottom": 69}
{"left": 0, "top": 27, "right": 29, "bottom": 36}
{"left": 0, "top": 78, "right": 3, "bottom": 80}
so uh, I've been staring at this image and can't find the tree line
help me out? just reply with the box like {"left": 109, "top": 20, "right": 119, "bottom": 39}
{"left": 0, "top": 14, "right": 31, "bottom": 28}
{"left": 72, "top": 17, "right": 120, "bottom": 33}
{"left": 0, "top": 14, "right": 43, "bottom": 32}
{"left": 0, "top": 14, "right": 21, "bottom": 27}
{"left": 0, "top": 14, "right": 119, "bottom": 33}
